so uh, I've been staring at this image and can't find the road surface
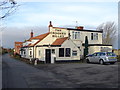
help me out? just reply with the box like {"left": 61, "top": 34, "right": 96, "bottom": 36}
{"left": 2, "top": 54, "right": 119, "bottom": 88}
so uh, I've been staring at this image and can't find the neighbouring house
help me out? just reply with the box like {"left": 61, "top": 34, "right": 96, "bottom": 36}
{"left": 16, "top": 21, "right": 113, "bottom": 63}
{"left": 14, "top": 42, "right": 23, "bottom": 55}
{"left": 113, "top": 49, "right": 120, "bottom": 56}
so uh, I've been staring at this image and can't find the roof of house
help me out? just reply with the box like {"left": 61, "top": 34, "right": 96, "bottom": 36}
{"left": 15, "top": 42, "right": 23, "bottom": 44}
{"left": 52, "top": 37, "right": 68, "bottom": 45}
{"left": 67, "top": 28, "right": 103, "bottom": 33}
{"left": 27, "top": 32, "right": 50, "bottom": 46}
{"left": 52, "top": 27, "right": 103, "bottom": 33}
{"left": 27, "top": 32, "right": 49, "bottom": 41}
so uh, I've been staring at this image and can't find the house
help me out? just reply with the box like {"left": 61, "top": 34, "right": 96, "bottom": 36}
{"left": 14, "top": 42, "right": 23, "bottom": 55}
{"left": 17, "top": 21, "right": 112, "bottom": 63}
{"left": 113, "top": 49, "right": 120, "bottom": 56}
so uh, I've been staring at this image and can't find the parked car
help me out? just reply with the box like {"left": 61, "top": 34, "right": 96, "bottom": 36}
{"left": 86, "top": 52, "right": 117, "bottom": 65}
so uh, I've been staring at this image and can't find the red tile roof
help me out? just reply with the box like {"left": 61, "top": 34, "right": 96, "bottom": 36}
{"left": 15, "top": 42, "right": 23, "bottom": 44}
{"left": 27, "top": 32, "right": 50, "bottom": 46}
{"left": 27, "top": 32, "right": 49, "bottom": 41}
{"left": 52, "top": 37, "right": 68, "bottom": 45}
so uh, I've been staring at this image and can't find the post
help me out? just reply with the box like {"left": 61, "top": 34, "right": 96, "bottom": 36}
{"left": 34, "top": 59, "right": 37, "bottom": 65}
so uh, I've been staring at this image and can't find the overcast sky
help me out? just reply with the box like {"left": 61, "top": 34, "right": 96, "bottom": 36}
{"left": 1, "top": 0, "right": 118, "bottom": 48}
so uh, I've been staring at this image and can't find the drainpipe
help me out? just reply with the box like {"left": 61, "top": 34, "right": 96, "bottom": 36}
{"left": 35, "top": 46, "right": 37, "bottom": 59}
{"left": 33, "top": 46, "right": 34, "bottom": 58}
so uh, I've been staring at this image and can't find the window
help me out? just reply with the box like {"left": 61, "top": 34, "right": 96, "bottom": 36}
{"left": 24, "top": 51, "right": 26, "bottom": 55}
{"left": 38, "top": 50, "right": 40, "bottom": 56}
{"left": 75, "top": 32, "right": 77, "bottom": 39}
{"left": 52, "top": 49, "right": 55, "bottom": 54}
{"left": 30, "top": 51, "right": 32, "bottom": 55}
{"left": 72, "top": 50, "right": 77, "bottom": 56}
{"left": 93, "top": 53, "right": 97, "bottom": 56}
{"left": 72, "top": 31, "right": 80, "bottom": 39}
{"left": 59, "top": 48, "right": 64, "bottom": 57}
{"left": 72, "top": 31, "right": 74, "bottom": 39}
{"left": 96, "top": 33, "right": 98, "bottom": 40}
{"left": 107, "top": 52, "right": 116, "bottom": 56}
{"left": 91, "top": 33, "right": 98, "bottom": 40}
{"left": 91, "top": 33, "right": 93, "bottom": 40}
{"left": 100, "top": 53, "right": 105, "bottom": 56}
{"left": 65, "top": 48, "right": 71, "bottom": 57}
{"left": 77, "top": 32, "right": 80, "bottom": 39}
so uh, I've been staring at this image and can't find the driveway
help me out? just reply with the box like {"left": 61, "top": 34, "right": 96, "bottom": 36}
{"left": 2, "top": 54, "right": 119, "bottom": 88}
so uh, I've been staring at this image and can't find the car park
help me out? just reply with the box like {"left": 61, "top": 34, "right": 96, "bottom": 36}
{"left": 86, "top": 52, "right": 117, "bottom": 65}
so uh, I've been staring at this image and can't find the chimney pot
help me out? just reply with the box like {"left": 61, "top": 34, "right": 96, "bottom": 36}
{"left": 30, "top": 30, "right": 33, "bottom": 38}
{"left": 49, "top": 21, "right": 53, "bottom": 27}
{"left": 77, "top": 26, "right": 84, "bottom": 30}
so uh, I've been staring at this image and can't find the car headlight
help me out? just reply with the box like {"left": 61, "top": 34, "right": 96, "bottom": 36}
{"left": 104, "top": 57, "right": 108, "bottom": 60}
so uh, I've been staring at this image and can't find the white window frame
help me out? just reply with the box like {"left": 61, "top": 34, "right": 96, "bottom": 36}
{"left": 72, "top": 31, "right": 80, "bottom": 39}
{"left": 72, "top": 50, "right": 77, "bottom": 56}
{"left": 91, "top": 33, "right": 98, "bottom": 40}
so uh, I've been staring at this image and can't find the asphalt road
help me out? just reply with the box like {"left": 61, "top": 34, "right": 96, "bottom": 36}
{"left": 2, "top": 54, "right": 119, "bottom": 88}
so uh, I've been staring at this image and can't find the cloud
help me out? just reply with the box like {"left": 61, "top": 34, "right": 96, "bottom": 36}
{"left": 17, "top": 0, "right": 119, "bottom": 2}
{"left": 2, "top": 26, "right": 48, "bottom": 48}
{"left": 6, "top": 2, "right": 117, "bottom": 28}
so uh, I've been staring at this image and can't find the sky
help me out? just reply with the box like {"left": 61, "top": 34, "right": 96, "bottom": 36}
{"left": 1, "top": 0, "right": 118, "bottom": 48}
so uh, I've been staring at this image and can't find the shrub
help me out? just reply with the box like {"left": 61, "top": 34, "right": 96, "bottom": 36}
{"left": 117, "top": 55, "right": 120, "bottom": 62}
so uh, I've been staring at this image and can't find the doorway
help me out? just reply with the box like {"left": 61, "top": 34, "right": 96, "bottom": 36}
{"left": 45, "top": 49, "right": 51, "bottom": 63}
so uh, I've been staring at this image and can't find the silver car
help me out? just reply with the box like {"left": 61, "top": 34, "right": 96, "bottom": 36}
{"left": 86, "top": 52, "right": 117, "bottom": 65}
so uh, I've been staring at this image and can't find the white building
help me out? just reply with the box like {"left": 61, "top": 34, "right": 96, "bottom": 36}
{"left": 19, "top": 21, "right": 112, "bottom": 63}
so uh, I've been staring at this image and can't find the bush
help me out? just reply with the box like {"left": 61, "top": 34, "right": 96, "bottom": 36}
{"left": 13, "top": 53, "right": 21, "bottom": 59}
{"left": 117, "top": 55, "right": 120, "bottom": 62}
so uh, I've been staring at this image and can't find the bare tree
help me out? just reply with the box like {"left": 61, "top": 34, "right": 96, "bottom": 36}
{"left": 0, "top": 0, "right": 19, "bottom": 19}
{"left": 97, "top": 21, "right": 117, "bottom": 45}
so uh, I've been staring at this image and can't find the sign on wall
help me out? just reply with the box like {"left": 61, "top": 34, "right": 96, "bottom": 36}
{"left": 50, "top": 29, "right": 66, "bottom": 38}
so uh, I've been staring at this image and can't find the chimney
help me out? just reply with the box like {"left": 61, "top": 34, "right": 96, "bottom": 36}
{"left": 77, "top": 26, "right": 84, "bottom": 30}
{"left": 30, "top": 30, "right": 33, "bottom": 38}
{"left": 48, "top": 21, "right": 53, "bottom": 32}
{"left": 48, "top": 21, "right": 53, "bottom": 27}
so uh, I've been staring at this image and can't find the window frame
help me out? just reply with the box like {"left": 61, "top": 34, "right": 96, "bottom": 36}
{"left": 59, "top": 48, "right": 64, "bottom": 57}
{"left": 91, "top": 33, "right": 98, "bottom": 40}
{"left": 52, "top": 49, "right": 55, "bottom": 54}
{"left": 65, "top": 48, "right": 71, "bottom": 57}
{"left": 72, "top": 50, "right": 77, "bottom": 56}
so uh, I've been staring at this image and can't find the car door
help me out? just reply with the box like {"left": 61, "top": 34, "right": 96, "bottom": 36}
{"left": 88, "top": 54, "right": 93, "bottom": 62}
{"left": 91, "top": 53, "right": 97, "bottom": 63}
{"left": 94, "top": 53, "right": 100, "bottom": 63}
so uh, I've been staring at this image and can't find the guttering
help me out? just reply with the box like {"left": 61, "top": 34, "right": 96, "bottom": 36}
{"left": 82, "top": 44, "right": 112, "bottom": 46}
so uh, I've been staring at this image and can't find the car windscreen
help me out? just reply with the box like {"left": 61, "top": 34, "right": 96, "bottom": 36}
{"left": 106, "top": 52, "right": 116, "bottom": 56}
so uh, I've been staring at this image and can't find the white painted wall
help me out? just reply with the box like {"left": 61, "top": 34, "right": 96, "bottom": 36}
{"left": 70, "top": 30, "right": 102, "bottom": 45}
{"left": 89, "top": 46, "right": 112, "bottom": 54}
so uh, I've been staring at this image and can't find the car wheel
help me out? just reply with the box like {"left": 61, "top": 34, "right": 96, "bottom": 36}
{"left": 99, "top": 60, "right": 104, "bottom": 65}
{"left": 86, "top": 59, "right": 90, "bottom": 63}
{"left": 110, "top": 62, "right": 115, "bottom": 64}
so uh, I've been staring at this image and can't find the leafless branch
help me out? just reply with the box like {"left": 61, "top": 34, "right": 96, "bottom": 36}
{"left": 97, "top": 21, "right": 117, "bottom": 45}
{"left": 0, "top": 0, "right": 19, "bottom": 19}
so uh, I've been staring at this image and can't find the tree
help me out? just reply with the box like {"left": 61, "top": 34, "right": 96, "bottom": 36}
{"left": 97, "top": 21, "right": 117, "bottom": 45}
{"left": 0, "top": 0, "right": 19, "bottom": 19}
{"left": 84, "top": 36, "right": 89, "bottom": 57}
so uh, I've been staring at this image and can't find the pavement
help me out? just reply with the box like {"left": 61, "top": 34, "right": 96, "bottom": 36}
{"left": 2, "top": 54, "right": 119, "bottom": 88}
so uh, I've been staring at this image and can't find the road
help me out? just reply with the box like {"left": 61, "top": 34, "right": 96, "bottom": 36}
{"left": 2, "top": 54, "right": 119, "bottom": 88}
